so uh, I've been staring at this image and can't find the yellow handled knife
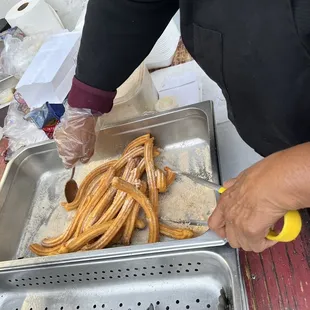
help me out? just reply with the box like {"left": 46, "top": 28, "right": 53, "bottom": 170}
{"left": 177, "top": 172, "right": 302, "bottom": 242}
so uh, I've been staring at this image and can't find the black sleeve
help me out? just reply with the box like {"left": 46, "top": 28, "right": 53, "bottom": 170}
{"left": 76, "top": 0, "right": 179, "bottom": 91}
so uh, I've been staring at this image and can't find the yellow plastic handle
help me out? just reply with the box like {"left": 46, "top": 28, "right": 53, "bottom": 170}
{"left": 266, "top": 210, "right": 302, "bottom": 242}
{"left": 218, "top": 187, "right": 302, "bottom": 242}
{"left": 218, "top": 187, "right": 226, "bottom": 194}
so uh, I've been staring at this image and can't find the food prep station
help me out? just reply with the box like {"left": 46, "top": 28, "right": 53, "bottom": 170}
{"left": 0, "top": 102, "right": 248, "bottom": 309}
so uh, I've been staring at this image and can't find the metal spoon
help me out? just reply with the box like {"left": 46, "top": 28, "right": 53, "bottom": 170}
{"left": 64, "top": 167, "right": 78, "bottom": 203}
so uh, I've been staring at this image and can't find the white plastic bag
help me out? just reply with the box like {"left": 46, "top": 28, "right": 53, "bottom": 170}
{"left": 3, "top": 101, "right": 49, "bottom": 160}
{"left": 0, "top": 32, "right": 50, "bottom": 79}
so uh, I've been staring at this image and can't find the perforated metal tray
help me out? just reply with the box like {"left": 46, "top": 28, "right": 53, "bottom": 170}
{"left": 0, "top": 246, "right": 248, "bottom": 310}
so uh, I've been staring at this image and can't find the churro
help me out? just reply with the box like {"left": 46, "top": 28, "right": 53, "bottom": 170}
{"left": 41, "top": 204, "right": 86, "bottom": 248}
{"left": 84, "top": 159, "right": 137, "bottom": 229}
{"left": 96, "top": 159, "right": 139, "bottom": 225}
{"left": 109, "top": 227, "right": 124, "bottom": 246}
{"left": 122, "top": 181, "right": 147, "bottom": 245}
{"left": 97, "top": 159, "right": 145, "bottom": 226}
{"left": 164, "top": 167, "right": 176, "bottom": 188}
{"left": 29, "top": 244, "right": 60, "bottom": 256}
{"left": 84, "top": 199, "right": 133, "bottom": 250}
{"left": 160, "top": 223, "right": 194, "bottom": 240}
{"left": 74, "top": 196, "right": 93, "bottom": 237}
{"left": 42, "top": 168, "right": 115, "bottom": 247}
{"left": 145, "top": 139, "right": 159, "bottom": 214}
{"left": 113, "top": 146, "right": 144, "bottom": 171}
{"left": 156, "top": 168, "right": 167, "bottom": 193}
{"left": 78, "top": 187, "right": 116, "bottom": 235}
{"left": 123, "top": 134, "right": 150, "bottom": 155}
{"left": 63, "top": 160, "right": 117, "bottom": 211}
{"left": 137, "top": 158, "right": 146, "bottom": 175}
{"left": 135, "top": 218, "right": 146, "bottom": 230}
{"left": 112, "top": 177, "right": 159, "bottom": 243}
{"left": 30, "top": 135, "right": 196, "bottom": 257}
{"left": 59, "top": 220, "right": 115, "bottom": 253}
{"left": 85, "top": 171, "right": 141, "bottom": 250}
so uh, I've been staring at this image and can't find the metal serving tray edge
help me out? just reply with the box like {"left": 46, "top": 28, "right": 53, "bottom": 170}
{"left": 0, "top": 101, "right": 227, "bottom": 271}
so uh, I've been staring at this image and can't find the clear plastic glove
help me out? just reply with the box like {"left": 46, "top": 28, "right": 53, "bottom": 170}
{"left": 54, "top": 106, "right": 100, "bottom": 168}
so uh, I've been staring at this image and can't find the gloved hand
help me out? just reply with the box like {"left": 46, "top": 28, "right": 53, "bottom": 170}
{"left": 54, "top": 106, "right": 99, "bottom": 168}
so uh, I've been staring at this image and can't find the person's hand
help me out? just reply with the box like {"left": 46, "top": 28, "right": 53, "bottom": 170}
{"left": 209, "top": 143, "right": 310, "bottom": 252}
{"left": 54, "top": 106, "right": 99, "bottom": 168}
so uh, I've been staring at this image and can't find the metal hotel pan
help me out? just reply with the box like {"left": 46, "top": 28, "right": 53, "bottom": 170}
{"left": 0, "top": 247, "right": 248, "bottom": 309}
{"left": 0, "top": 101, "right": 224, "bottom": 265}
{"left": 0, "top": 101, "right": 248, "bottom": 308}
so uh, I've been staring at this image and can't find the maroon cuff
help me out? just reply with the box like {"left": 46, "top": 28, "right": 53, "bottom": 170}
{"left": 68, "top": 77, "right": 116, "bottom": 114}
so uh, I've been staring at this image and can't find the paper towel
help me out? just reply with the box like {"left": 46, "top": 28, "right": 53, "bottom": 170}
{"left": 145, "top": 19, "right": 180, "bottom": 70}
{"left": 0, "top": 0, "right": 19, "bottom": 19}
{"left": 5, "top": 0, "right": 64, "bottom": 36}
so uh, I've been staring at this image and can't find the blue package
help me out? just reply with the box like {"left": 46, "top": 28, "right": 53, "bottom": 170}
{"left": 24, "top": 102, "right": 65, "bottom": 129}
{"left": 50, "top": 103, "right": 65, "bottom": 119}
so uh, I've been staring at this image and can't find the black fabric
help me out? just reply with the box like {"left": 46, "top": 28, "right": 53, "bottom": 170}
{"left": 291, "top": 0, "right": 310, "bottom": 52}
{"left": 77, "top": 0, "right": 310, "bottom": 157}
{"left": 0, "top": 19, "right": 9, "bottom": 33}
{"left": 76, "top": 0, "right": 179, "bottom": 91}
{"left": 180, "top": 0, "right": 310, "bottom": 157}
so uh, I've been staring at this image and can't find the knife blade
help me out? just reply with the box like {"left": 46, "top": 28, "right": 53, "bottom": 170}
{"left": 177, "top": 172, "right": 225, "bottom": 193}
{"left": 158, "top": 158, "right": 226, "bottom": 193}
{"left": 160, "top": 218, "right": 208, "bottom": 227}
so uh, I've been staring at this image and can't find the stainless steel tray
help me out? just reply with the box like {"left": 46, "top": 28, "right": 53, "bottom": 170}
{"left": 0, "top": 75, "right": 18, "bottom": 92}
{"left": 0, "top": 101, "right": 224, "bottom": 267}
{"left": 0, "top": 246, "right": 248, "bottom": 309}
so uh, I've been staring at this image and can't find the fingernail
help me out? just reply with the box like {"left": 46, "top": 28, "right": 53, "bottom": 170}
{"left": 80, "top": 158, "right": 90, "bottom": 164}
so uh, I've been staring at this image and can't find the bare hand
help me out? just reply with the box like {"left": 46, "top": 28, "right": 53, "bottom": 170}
{"left": 209, "top": 143, "right": 310, "bottom": 252}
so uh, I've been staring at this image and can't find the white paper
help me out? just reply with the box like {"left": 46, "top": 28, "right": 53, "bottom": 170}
{"left": 145, "top": 19, "right": 180, "bottom": 69}
{"left": 16, "top": 31, "right": 81, "bottom": 108}
{"left": 160, "top": 72, "right": 196, "bottom": 90}
{"left": 151, "top": 61, "right": 228, "bottom": 123}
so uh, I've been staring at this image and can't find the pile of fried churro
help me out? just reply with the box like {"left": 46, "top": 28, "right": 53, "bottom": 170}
{"left": 30, "top": 134, "right": 194, "bottom": 256}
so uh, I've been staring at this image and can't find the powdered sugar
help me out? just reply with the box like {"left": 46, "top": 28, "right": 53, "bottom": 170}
{"left": 159, "top": 174, "right": 216, "bottom": 235}
{"left": 15, "top": 139, "right": 216, "bottom": 258}
{"left": 156, "top": 142, "right": 212, "bottom": 180}
{"left": 15, "top": 157, "right": 117, "bottom": 259}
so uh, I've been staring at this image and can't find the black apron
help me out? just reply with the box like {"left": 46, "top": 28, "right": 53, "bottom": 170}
{"left": 180, "top": 0, "right": 310, "bottom": 157}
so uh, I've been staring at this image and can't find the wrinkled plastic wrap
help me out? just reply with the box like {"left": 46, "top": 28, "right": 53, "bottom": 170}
{"left": 0, "top": 70, "right": 6, "bottom": 80}
{"left": 3, "top": 102, "right": 49, "bottom": 160}
{"left": 0, "top": 88, "right": 14, "bottom": 105}
{"left": 54, "top": 105, "right": 103, "bottom": 168}
{"left": 0, "top": 32, "right": 49, "bottom": 79}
